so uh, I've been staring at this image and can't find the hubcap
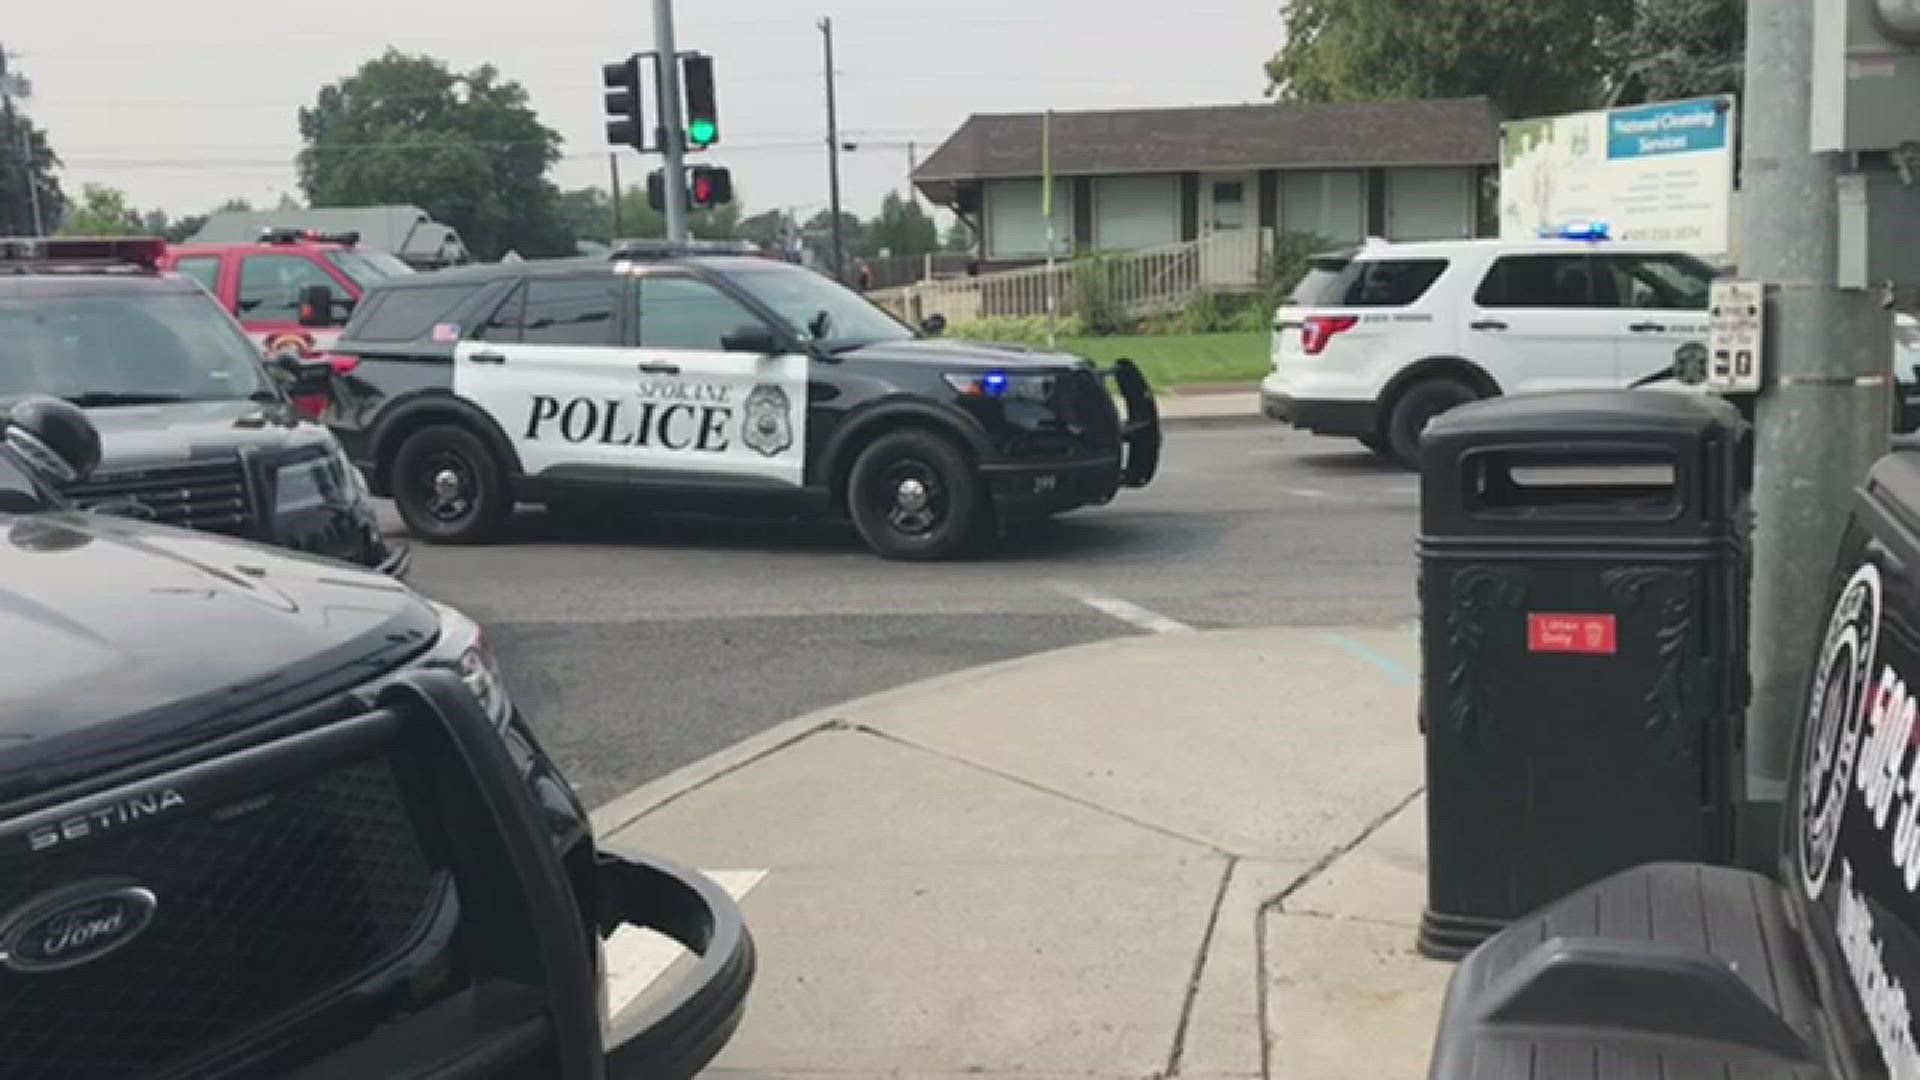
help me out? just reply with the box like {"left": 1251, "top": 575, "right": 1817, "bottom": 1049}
{"left": 875, "top": 460, "right": 944, "bottom": 536}
{"left": 421, "top": 455, "right": 475, "bottom": 522}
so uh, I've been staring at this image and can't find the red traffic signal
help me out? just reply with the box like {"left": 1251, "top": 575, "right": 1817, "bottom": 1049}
{"left": 689, "top": 166, "right": 733, "bottom": 208}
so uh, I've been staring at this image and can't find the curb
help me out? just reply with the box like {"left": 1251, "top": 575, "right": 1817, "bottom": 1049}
{"left": 588, "top": 630, "right": 1212, "bottom": 839}
{"left": 588, "top": 624, "right": 1417, "bottom": 839}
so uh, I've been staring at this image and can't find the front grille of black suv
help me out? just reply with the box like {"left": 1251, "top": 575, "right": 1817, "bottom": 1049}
{"left": 0, "top": 756, "right": 446, "bottom": 1079}
{"left": 67, "top": 458, "right": 256, "bottom": 537}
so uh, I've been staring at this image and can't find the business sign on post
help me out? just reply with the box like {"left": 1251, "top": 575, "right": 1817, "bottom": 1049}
{"left": 1500, "top": 95, "right": 1737, "bottom": 257}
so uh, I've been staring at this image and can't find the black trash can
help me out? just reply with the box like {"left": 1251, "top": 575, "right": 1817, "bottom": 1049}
{"left": 1417, "top": 390, "right": 1751, "bottom": 960}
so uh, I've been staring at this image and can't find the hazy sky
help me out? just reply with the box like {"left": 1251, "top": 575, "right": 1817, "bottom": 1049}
{"left": 9, "top": 1, "right": 1279, "bottom": 223}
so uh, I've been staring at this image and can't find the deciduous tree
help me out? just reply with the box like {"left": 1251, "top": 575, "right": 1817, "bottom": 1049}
{"left": 297, "top": 51, "right": 572, "bottom": 260}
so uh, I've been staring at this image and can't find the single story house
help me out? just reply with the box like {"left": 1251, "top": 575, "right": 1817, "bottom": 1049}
{"left": 911, "top": 97, "right": 1502, "bottom": 281}
{"left": 190, "top": 205, "right": 470, "bottom": 269}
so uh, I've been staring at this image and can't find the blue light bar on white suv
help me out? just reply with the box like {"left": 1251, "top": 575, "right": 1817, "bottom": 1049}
{"left": 1537, "top": 221, "right": 1611, "bottom": 241}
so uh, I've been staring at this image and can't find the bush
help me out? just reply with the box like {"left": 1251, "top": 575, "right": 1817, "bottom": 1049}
{"left": 943, "top": 315, "right": 1085, "bottom": 346}
{"left": 1070, "top": 254, "right": 1132, "bottom": 336}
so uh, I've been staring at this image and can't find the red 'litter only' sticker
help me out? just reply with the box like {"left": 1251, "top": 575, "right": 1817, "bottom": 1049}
{"left": 1527, "top": 613, "right": 1617, "bottom": 655}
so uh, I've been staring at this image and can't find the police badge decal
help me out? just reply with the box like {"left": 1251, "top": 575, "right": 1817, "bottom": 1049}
{"left": 742, "top": 384, "right": 794, "bottom": 458}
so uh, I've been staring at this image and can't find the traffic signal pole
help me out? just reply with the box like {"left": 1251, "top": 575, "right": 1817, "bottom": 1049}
{"left": 1738, "top": 0, "right": 1894, "bottom": 863}
{"left": 652, "top": 0, "right": 689, "bottom": 242}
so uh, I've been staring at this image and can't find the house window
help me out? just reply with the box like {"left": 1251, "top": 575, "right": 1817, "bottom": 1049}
{"left": 1279, "top": 171, "right": 1365, "bottom": 245}
{"left": 1093, "top": 175, "right": 1179, "bottom": 251}
{"left": 1210, "top": 181, "right": 1247, "bottom": 231}
{"left": 985, "top": 178, "right": 1072, "bottom": 260}
{"left": 1386, "top": 167, "right": 1472, "bottom": 241}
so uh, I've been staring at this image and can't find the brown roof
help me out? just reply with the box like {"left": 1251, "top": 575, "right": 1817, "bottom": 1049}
{"left": 913, "top": 97, "right": 1501, "bottom": 188}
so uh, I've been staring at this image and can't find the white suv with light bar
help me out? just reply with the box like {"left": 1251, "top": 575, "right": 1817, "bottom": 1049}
{"left": 1259, "top": 226, "right": 1920, "bottom": 466}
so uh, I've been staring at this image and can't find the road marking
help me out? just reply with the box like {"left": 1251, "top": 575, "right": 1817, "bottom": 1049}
{"left": 1055, "top": 583, "right": 1194, "bottom": 634}
{"left": 1282, "top": 487, "right": 1328, "bottom": 499}
{"left": 603, "top": 868, "right": 767, "bottom": 1025}
{"left": 1318, "top": 632, "right": 1416, "bottom": 687}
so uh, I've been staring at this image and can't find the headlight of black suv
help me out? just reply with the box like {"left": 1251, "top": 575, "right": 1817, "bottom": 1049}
{"left": 417, "top": 600, "right": 513, "bottom": 730}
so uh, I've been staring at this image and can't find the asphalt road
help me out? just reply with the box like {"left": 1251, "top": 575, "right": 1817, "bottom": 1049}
{"left": 396, "top": 422, "right": 1422, "bottom": 807}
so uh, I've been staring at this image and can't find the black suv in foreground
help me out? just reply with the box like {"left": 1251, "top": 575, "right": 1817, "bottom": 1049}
{"left": 0, "top": 399, "right": 752, "bottom": 1077}
{"left": 320, "top": 246, "right": 1160, "bottom": 559}
{"left": 1429, "top": 447, "right": 1920, "bottom": 1078}
{"left": 0, "top": 237, "right": 402, "bottom": 573}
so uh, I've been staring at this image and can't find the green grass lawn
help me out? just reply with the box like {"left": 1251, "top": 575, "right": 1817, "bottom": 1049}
{"left": 1058, "top": 332, "right": 1269, "bottom": 389}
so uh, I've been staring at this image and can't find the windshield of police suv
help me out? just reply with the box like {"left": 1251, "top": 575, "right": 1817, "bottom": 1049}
{"left": 716, "top": 261, "right": 914, "bottom": 352}
{"left": 326, "top": 249, "right": 415, "bottom": 289}
{"left": 0, "top": 291, "right": 275, "bottom": 406}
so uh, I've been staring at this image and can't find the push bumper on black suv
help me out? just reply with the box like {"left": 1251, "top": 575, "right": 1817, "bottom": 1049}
{"left": 981, "top": 359, "right": 1162, "bottom": 520}
{"left": 0, "top": 670, "right": 752, "bottom": 1080}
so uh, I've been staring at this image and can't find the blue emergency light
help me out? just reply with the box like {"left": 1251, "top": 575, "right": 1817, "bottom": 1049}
{"left": 982, "top": 371, "right": 1010, "bottom": 396}
{"left": 1539, "top": 221, "right": 1611, "bottom": 241}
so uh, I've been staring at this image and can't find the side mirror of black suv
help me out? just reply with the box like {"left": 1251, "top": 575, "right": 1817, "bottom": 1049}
{"left": 273, "top": 353, "right": 336, "bottom": 397}
{"left": 3, "top": 396, "right": 102, "bottom": 483}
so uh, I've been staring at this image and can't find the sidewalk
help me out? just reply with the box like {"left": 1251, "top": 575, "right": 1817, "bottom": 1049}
{"left": 596, "top": 626, "right": 1447, "bottom": 1079}
{"left": 1151, "top": 382, "right": 1262, "bottom": 426}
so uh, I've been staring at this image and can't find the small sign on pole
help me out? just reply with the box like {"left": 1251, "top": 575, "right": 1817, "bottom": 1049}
{"left": 1707, "top": 280, "right": 1766, "bottom": 394}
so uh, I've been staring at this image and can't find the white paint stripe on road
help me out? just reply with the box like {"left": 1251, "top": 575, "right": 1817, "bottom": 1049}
{"left": 1282, "top": 487, "right": 1329, "bottom": 499}
{"left": 602, "top": 869, "right": 767, "bottom": 1025}
{"left": 1054, "top": 583, "right": 1194, "bottom": 634}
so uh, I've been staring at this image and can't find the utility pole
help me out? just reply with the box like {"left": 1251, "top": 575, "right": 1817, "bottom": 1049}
{"left": 907, "top": 141, "right": 919, "bottom": 207}
{"left": 1738, "top": 0, "right": 1894, "bottom": 863}
{"left": 609, "top": 152, "right": 624, "bottom": 238}
{"left": 819, "top": 16, "right": 845, "bottom": 282}
{"left": 652, "top": 0, "right": 689, "bottom": 242}
{"left": 1043, "top": 109, "right": 1057, "bottom": 348}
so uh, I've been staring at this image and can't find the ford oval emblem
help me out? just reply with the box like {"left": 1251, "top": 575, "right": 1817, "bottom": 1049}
{"left": 0, "top": 881, "right": 157, "bottom": 973}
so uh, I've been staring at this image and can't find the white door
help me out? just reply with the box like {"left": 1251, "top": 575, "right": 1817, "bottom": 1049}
{"left": 1199, "top": 172, "right": 1259, "bottom": 285}
{"left": 1594, "top": 252, "right": 1715, "bottom": 385}
{"left": 1465, "top": 253, "right": 1621, "bottom": 392}
{"left": 454, "top": 273, "right": 634, "bottom": 479}
{"left": 629, "top": 274, "right": 809, "bottom": 488}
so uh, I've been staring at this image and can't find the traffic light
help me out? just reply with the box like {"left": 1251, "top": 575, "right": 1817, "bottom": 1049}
{"left": 689, "top": 166, "right": 733, "bottom": 209}
{"left": 603, "top": 55, "right": 646, "bottom": 151}
{"left": 682, "top": 55, "right": 719, "bottom": 149}
{"left": 1812, "top": 0, "right": 1920, "bottom": 151}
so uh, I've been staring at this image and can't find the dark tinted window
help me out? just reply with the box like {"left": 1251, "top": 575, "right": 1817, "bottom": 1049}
{"left": 173, "top": 256, "right": 221, "bottom": 296}
{"left": 349, "top": 283, "right": 475, "bottom": 342}
{"left": 238, "top": 253, "right": 340, "bottom": 320}
{"left": 520, "top": 276, "right": 620, "bottom": 346}
{"left": 1474, "top": 255, "right": 1597, "bottom": 308}
{"left": 1321, "top": 258, "right": 1448, "bottom": 307}
{"left": 0, "top": 292, "right": 271, "bottom": 403}
{"left": 474, "top": 283, "right": 526, "bottom": 342}
{"left": 639, "top": 276, "right": 762, "bottom": 351}
{"left": 1598, "top": 254, "right": 1715, "bottom": 310}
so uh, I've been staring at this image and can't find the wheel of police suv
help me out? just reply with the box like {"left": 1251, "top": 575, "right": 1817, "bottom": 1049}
{"left": 1387, "top": 378, "right": 1478, "bottom": 470}
{"left": 392, "top": 424, "right": 512, "bottom": 544}
{"left": 847, "top": 429, "right": 982, "bottom": 561}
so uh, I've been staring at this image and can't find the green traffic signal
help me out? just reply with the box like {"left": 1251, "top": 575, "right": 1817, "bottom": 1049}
{"left": 688, "top": 118, "right": 718, "bottom": 148}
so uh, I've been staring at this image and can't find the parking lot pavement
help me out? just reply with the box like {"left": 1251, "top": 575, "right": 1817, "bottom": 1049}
{"left": 388, "top": 422, "right": 1425, "bottom": 805}
{"left": 595, "top": 625, "right": 1448, "bottom": 1079}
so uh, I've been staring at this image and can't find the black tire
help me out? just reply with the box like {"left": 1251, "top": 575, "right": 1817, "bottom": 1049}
{"left": 1358, "top": 433, "right": 1393, "bottom": 459}
{"left": 1387, "top": 378, "right": 1478, "bottom": 469}
{"left": 846, "top": 429, "right": 982, "bottom": 561}
{"left": 391, "top": 424, "right": 511, "bottom": 544}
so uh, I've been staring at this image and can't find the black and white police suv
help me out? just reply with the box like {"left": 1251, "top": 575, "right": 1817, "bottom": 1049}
{"left": 0, "top": 236, "right": 404, "bottom": 573}
{"left": 321, "top": 244, "right": 1161, "bottom": 559}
